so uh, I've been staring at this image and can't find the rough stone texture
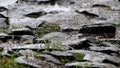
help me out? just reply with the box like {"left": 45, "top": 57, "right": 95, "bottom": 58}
{"left": 67, "top": 50, "right": 120, "bottom": 65}
{"left": 35, "top": 32, "right": 70, "bottom": 43}
{"left": 37, "top": 54, "right": 62, "bottom": 65}
{"left": 10, "top": 28, "right": 33, "bottom": 35}
{"left": 0, "top": 0, "right": 120, "bottom": 68}
{"left": 19, "top": 49, "right": 36, "bottom": 56}
{"left": 65, "top": 62, "right": 117, "bottom": 68}
{"left": 0, "top": 0, "right": 18, "bottom": 6}
{"left": 0, "top": 15, "right": 9, "bottom": 29}
{"left": 79, "top": 23, "right": 116, "bottom": 34}
{"left": 48, "top": 51, "right": 73, "bottom": 57}
{"left": 20, "top": 35, "right": 34, "bottom": 44}
{"left": 61, "top": 36, "right": 90, "bottom": 49}
{"left": 12, "top": 43, "right": 69, "bottom": 50}
{"left": 15, "top": 56, "right": 65, "bottom": 68}
{"left": 89, "top": 46, "right": 120, "bottom": 52}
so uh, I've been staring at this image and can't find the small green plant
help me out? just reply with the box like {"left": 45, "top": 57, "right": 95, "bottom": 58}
{"left": 51, "top": 37, "right": 64, "bottom": 50}
{"left": 73, "top": 15, "right": 79, "bottom": 25}
{"left": 58, "top": 56, "right": 73, "bottom": 63}
{"left": 57, "top": 53, "right": 85, "bottom": 64}
{"left": 73, "top": 53, "right": 85, "bottom": 61}
{"left": 0, "top": 25, "right": 26, "bottom": 34}
{"left": 33, "top": 23, "right": 60, "bottom": 38}
{"left": 0, "top": 54, "right": 26, "bottom": 68}
{"left": 103, "top": 7, "right": 112, "bottom": 11}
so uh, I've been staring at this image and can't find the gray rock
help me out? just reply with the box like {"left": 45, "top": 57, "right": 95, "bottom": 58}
{"left": 79, "top": 23, "right": 116, "bottom": 38}
{"left": 10, "top": 28, "right": 33, "bottom": 35}
{"left": 76, "top": 10, "right": 99, "bottom": 18}
{"left": 88, "top": 42, "right": 120, "bottom": 53}
{"left": 35, "top": 32, "right": 70, "bottom": 43}
{"left": 0, "top": 0, "right": 17, "bottom": 6}
{"left": 67, "top": 50, "right": 120, "bottom": 65}
{"left": 20, "top": 35, "right": 34, "bottom": 44}
{"left": 34, "top": 32, "right": 72, "bottom": 50}
{"left": 37, "top": 54, "right": 62, "bottom": 64}
{"left": 48, "top": 51, "right": 73, "bottom": 57}
{"left": 15, "top": 56, "right": 42, "bottom": 68}
{"left": 0, "top": 33, "right": 12, "bottom": 42}
{"left": 0, "top": 33, "right": 9, "bottom": 38}
{"left": 15, "top": 56, "right": 65, "bottom": 68}
{"left": 100, "top": 38, "right": 120, "bottom": 44}
{"left": 59, "top": 24, "right": 80, "bottom": 32}
{"left": 24, "top": 11, "right": 47, "bottom": 18}
{"left": 79, "top": 23, "right": 116, "bottom": 34}
{"left": 61, "top": 35, "right": 90, "bottom": 49}
{"left": 0, "top": 15, "right": 9, "bottom": 29}
{"left": 12, "top": 44, "right": 46, "bottom": 50}
{"left": 0, "top": 7, "right": 8, "bottom": 12}
{"left": 98, "top": 42, "right": 118, "bottom": 47}
{"left": 12, "top": 43, "right": 68, "bottom": 50}
{"left": 89, "top": 46, "right": 120, "bottom": 52}
{"left": 19, "top": 49, "right": 36, "bottom": 56}
{"left": 65, "top": 62, "right": 117, "bottom": 68}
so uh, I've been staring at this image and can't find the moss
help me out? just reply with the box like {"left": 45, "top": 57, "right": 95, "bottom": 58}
{"left": 57, "top": 53, "right": 85, "bottom": 63}
{"left": 103, "top": 7, "right": 112, "bottom": 11}
{"left": 33, "top": 23, "right": 60, "bottom": 38}
{"left": 73, "top": 53, "right": 85, "bottom": 61}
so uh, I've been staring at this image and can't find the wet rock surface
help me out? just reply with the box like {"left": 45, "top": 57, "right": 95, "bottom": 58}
{"left": 0, "top": 0, "right": 120, "bottom": 68}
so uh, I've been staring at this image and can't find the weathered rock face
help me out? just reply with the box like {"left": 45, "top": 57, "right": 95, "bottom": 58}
{"left": 65, "top": 62, "right": 117, "bottom": 68}
{"left": 79, "top": 23, "right": 116, "bottom": 33}
{"left": 0, "top": 0, "right": 120, "bottom": 68}
{"left": 79, "top": 23, "right": 116, "bottom": 38}
{"left": 0, "top": 14, "right": 9, "bottom": 29}
{"left": 0, "top": 0, "right": 18, "bottom": 6}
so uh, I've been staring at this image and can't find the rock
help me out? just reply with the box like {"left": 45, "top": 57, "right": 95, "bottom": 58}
{"left": 0, "top": 14, "right": 9, "bottom": 29}
{"left": 19, "top": 49, "right": 36, "bottom": 56}
{"left": 59, "top": 24, "right": 80, "bottom": 32}
{"left": 89, "top": 42, "right": 120, "bottom": 53}
{"left": 65, "top": 62, "right": 117, "bottom": 68}
{"left": 48, "top": 51, "right": 73, "bottom": 57}
{"left": 15, "top": 56, "right": 65, "bottom": 68}
{"left": 0, "top": 33, "right": 10, "bottom": 38}
{"left": 24, "top": 11, "right": 47, "bottom": 18}
{"left": 37, "top": 0, "right": 54, "bottom": 5}
{"left": 20, "top": 35, "right": 34, "bottom": 44}
{"left": 61, "top": 36, "right": 90, "bottom": 49}
{"left": 89, "top": 46, "right": 119, "bottom": 53}
{"left": 98, "top": 42, "right": 117, "bottom": 47}
{"left": 12, "top": 43, "right": 68, "bottom": 51}
{"left": 92, "top": 4, "right": 111, "bottom": 8}
{"left": 10, "top": 28, "right": 33, "bottom": 35}
{"left": 79, "top": 23, "right": 116, "bottom": 33}
{"left": 90, "top": 17, "right": 107, "bottom": 24}
{"left": 37, "top": 54, "right": 62, "bottom": 65}
{"left": 0, "top": 33, "right": 12, "bottom": 42}
{"left": 100, "top": 38, "right": 120, "bottom": 44}
{"left": 12, "top": 44, "right": 46, "bottom": 50}
{"left": 34, "top": 32, "right": 70, "bottom": 43}
{"left": 37, "top": 0, "right": 75, "bottom": 5}
{"left": 76, "top": 10, "right": 99, "bottom": 18}
{"left": 0, "top": 7, "right": 8, "bottom": 12}
{"left": 34, "top": 32, "right": 72, "bottom": 50}
{"left": 67, "top": 50, "right": 120, "bottom": 65}
{"left": 10, "top": 18, "right": 44, "bottom": 28}
{"left": 79, "top": 23, "right": 116, "bottom": 38}
{"left": 0, "top": 47, "right": 3, "bottom": 52}
{"left": 0, "top": 0, "right": 18, "bottom": 6}
{"left": 15, "top": 56, "right": 42, "bottom": 68}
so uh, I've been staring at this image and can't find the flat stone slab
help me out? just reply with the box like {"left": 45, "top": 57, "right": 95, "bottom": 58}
{"left": 65, "top": 62, "right": 117, "bottom": 68}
